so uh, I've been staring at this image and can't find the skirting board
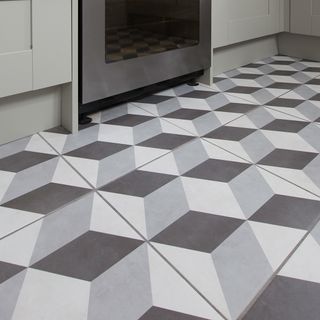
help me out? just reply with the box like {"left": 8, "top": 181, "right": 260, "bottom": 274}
{"left": 0, "top": 86, "right": 61, "bottom": 145}
{"left": 278, "top": 32, "right": 320, "bottom": 61}
{"left": 211, "top": 35, "right": 279, "bottom": 75}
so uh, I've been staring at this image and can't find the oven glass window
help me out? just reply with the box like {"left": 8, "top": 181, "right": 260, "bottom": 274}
{"left": 105, "top": 0, "right": 200, "bottom": 63}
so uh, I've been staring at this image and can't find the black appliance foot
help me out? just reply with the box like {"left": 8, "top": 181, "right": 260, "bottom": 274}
{"left": 187, "top": 79, "right": 199, "bottom": 86}
{"left": 79, "top": 115, "right": 92, "bottom": 125}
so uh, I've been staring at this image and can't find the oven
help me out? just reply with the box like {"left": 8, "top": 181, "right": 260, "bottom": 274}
{"left": 80, "top": 0, "right": 211, "bottom": 112}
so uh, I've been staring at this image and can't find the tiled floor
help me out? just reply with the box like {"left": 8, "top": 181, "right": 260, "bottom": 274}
{"left": 1, "top": 55, "right": 320, "bottom": 319}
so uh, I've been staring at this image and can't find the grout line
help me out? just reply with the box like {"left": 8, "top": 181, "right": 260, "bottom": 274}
{"left": 47, "top": 57, "right": 320, "bottom": 318}
{"left": 71, "top": 98, "right": 320, "bottom": 209}
{"left": 132, "top": 71, "right": 320, "bottom": 317}
{"left": 0, "top": 189, "right": 94, "bottom": 241}
{"left": 147, "top": 241, "right": 229, "bottom": 320}
{"left": 0, "top": 133, "right": 33, "bottom": 149}
{"left": 39, "top": 129, "right": 194, "bottom": 189}
{"left": 256, "top": 164, "right": 320, "bottom": 199}
{"left": 130, "top": 96, "right": 252, "bottom": 139}
{"left": 238, "top": 210, "right": 320, "bottom": 320}
{"left": 39, "top": 124, "right": 320, "bottom": 320}
{"left": 131, "top": 83, "right": 320, "bottom": 212}
{"left": 224, "top": 89, "right": 289, "bottom": 107}
{"left": 98, "top": 188, "right": 229, "bottom": 320}
{"left": 2, "top": 55, "right": 318, "bottom": 318}
{"left": 214, "top": 79, "right": 320, "bottom": 125}
{"left": 264, "top": 105, "right": 312, "bottom": 122}
{"left": 198, "top": 57, "right": 320, "bottom": 317}
{"left": 201, "top": 131, "right": 320, "bottom": 200}
{"left": 37, "top": 132, "right": 229, "bottom": 319}
{"left": 96, "top": 107, "right": 320, "bottom": 319}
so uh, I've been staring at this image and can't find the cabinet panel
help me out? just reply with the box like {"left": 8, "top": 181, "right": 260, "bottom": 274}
{"left": 291, "top": 0, "right": 320, "bottom": 36}
{"left": 32, "top": 0, "right": 72, "bottom": 89}
{"left": 213, "top": 0, "right": 284, "bottom": 48}
{"left": 0, "top": 0, "right": 31, "bottom": 54}
{"left": 229, "top": 0, "right": 269, "bottom": 20}
{"left": 311, "top": 0, "right": 320, "bottom": 36}
{"left": 0, "top": 51, "right": 33, "bottom": 98}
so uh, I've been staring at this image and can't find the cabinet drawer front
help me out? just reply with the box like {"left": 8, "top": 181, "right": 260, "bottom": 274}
{"left": 228, "top": 0, "right": 280, "bottom": 44}
{"left": 32, "top": 0, "right": 72, "bottom": 89}
{"left": 0, "top": 51, "right": 33, "bottom": 98}
{"left": 213, "top": 0, "right": 283, "bottom": 48}
{"left": 291, "top": 0, "right": 320, "bottom": 36}
{"left": 0, "top": 0, "right": 31, "bottom": 54}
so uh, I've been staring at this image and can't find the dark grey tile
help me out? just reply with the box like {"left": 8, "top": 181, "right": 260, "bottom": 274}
{"left": 243, "top": 276, "right": 320, "bottom": 320}
{"left": 244, "top": 63, "right": 264, "bottom": 68}
{"left": 45, "top": 126, "right": 70, "bottom": 134}
{"left": 138, "top": 133, "right": 194, "bottom": 150}
{"left": 205, "top": 126, "right": 256, "bottom": 141}
{"left": 232, "top": 74, "right": 262, "bottom": 80}
{"left": 262, "top": 119, "right": 309, "bottom": 133}
{"left": 300, "top": 58, "right": 317, "bottom": 62}
{"left": 100, "top": 170, "right": 176, "bottom": 197}
{"left": 104, "top": 114, "right": 154, "bottom": 127}
{"left": 310, "top": 93, "right": 320, "bottom": 101}
{"left": 164, "top": 109, "right": 209, "bottom": 120}
{"left": 305, "top": 67, "right": 320, "bottom": 73}
{"left": 258, "top": 149, "right": 317, "bottom": 169}
{"left": 268, "top": 98, "right": 303, "bottom": 108}
{"left": 0, "top": 261, "right": 25, "bottom": 284}
{"left": 267, "top": 83, "right": 299, "bottom": 90}
{"left": 307, "top": 79, "right": 320, "bottom": 85}
{"left": 140, "top": 307, "right": 210, "bottom": 320}
{"left": 227, "top": 86, "right": 260, "bottom": 94}
{"left": 216, "top": 103, "right": 258, "bottom": 114}
{"left": 250, "top": 195, "right": 320, "bottom": 230}
{"left": 0, "top": 151, "right": 56, "bottom": 173}
{"left": 270, "top": 60, "right": 295, "bottom": 65}
{"left": 2, "top": 183, "right": 90, "bottom": 214}
{"left": 136, "top": 95, "right": 173, "bottom": 104}
{"left": 32, "top": 231, "right": 143, "bottom": 281}
{"left": 270, "top": 70, "right": 297, "bottom": 76}
{"left": 213, "top": 77, "right": 226, "bottom": 83}
{"left": 152, "top": 211, "right": 243, "bottom": 253}
{"left": 184, "top": 159, "right": 251, "bottom": 182}
{"left": 65, "top": 141, "right": 130, "bottom": 160}
{"left": 180, "top": 90, "right": 217, "bottom": 99}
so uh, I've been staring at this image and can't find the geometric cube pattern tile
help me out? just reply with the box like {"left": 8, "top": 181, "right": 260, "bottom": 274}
{"left": 266, "top": 81, "right": 320, "bottom": 122}
{"left": 0, "top": 134, "right": 91, "bottom": 239}
{"left": 0, "top": 193, "right": 221, "bottom": 320}
{"left": 133, "top": 86, "right": 260, "bottom": 137}
{"left": 99, "top": 138, "right": 316, "bottom": 319}
{"left": 40, "top": 103, "right": 196, "bottom": 188}
{"left": 203, "top": 106, "right": 320, "bottom": 196}
{"left": 1, "top": 55, "right": 320, "bottom": 319}
{"left": 244, "top": 219, "right": 320, "bottom": 320}
{"left": 212, "top": 55, "right": 320, "bottom": 105}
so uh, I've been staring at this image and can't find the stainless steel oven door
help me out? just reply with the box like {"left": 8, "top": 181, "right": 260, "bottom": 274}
{"left": 81, "top": 0, "right": 211, "bottom": 104}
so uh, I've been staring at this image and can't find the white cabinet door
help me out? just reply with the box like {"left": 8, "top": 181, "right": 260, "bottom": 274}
{"left": 0, "top": 0, "right": 72, "bottom": 99}
{"left": 291, "top": 0, "right": 320, "bottom": 36}
{"left": 0, "top": 0, "right": 32, "bottom": 98}
{"left": 32, "top": 0, "right": 72, "bottom": 89}
{"left": 213, "top": 0, "right": 285, "bottom": 48}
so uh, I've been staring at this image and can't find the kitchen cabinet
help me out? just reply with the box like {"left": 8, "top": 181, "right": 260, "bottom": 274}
{"left": 212, "top": 0, "right": 285, "bottom": 48}
{"left": 0, "top": 0, "right": 72, "bottom": 99}
{"left": 32, "top": 0, "right": 72, "bottom": 89}
{"left": 0, "top": 0, "right": 33, "bottom": 97}
{"left": 291, "top": 0, "right": 320, "bottom": 36}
